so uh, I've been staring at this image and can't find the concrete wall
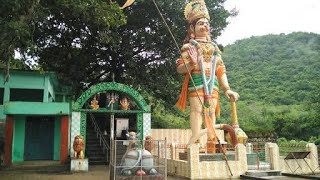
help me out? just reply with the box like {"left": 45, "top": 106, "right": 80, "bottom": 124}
{"left": 151, "top": 129, "right": 320, "bottom": 178}
{"left": 151, "top": 129, "right": 225, "bottom": 145}
{"left": 151, "top": 129, "right": 247, "bottom": 179}
{"left": 166, "top": 144, "right": 247, "bottom": 179}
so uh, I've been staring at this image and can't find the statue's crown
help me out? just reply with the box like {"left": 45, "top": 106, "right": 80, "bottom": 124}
{"left": 184, "top": 0, "right": 210, "bottom": 23}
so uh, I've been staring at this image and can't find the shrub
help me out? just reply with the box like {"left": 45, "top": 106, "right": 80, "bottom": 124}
{"left": 314, "top": 138, "right": 320, "bottom": 145}
{"left": 277, "top": 137, "right": 287, "bottom": 145}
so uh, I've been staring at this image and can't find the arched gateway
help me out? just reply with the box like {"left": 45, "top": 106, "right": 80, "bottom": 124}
{"left": 70, "top": 82, "right": 151, "bottom": 156}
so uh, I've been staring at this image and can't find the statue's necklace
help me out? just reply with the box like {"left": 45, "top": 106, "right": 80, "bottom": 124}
{"left": 200, "top": 53, "right": 216, "bottom": 98}
{"left": 199, "top": 43, "right": 214, "bottom": 62}
{"left": 190, "top": 39, "right": 217, "bottom": 107}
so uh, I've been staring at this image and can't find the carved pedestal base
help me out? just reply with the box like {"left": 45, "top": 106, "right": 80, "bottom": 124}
{"left": 70, "top": 158, "right": 88, "bottom": 172}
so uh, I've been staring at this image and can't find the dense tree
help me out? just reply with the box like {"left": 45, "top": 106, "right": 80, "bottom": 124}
{"left": 2, "top": 0, "right": 234, "bottom": 97}
{"left": 31, "top": 0, "right": 127, "bottom": 94}
{"left": 0, "top": 0, "right": 40, "bottom": 80}
{"left": 1, "top": 0, "right": 234, "bottom": 128}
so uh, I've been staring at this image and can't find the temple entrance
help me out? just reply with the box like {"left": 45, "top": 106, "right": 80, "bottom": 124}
{"left": 87, "top": 113, "right": 137, "bottom": 140}
{"left": 85, "top": 112, "right": 138, "bottom": 164}
{"left": 72, "top": 82, "right": 151, "bottom": 165}
{"left": 24, "top": 116, "right": 54, "bottom": 160}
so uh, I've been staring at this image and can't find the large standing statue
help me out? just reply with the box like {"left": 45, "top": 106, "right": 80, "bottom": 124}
{"left": 175, "top": 0, "right": 239, "bottom": 145}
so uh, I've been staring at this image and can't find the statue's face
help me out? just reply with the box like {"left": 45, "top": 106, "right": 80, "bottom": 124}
{"left": 194, "top": 18, "right": 210, "bottom": 38}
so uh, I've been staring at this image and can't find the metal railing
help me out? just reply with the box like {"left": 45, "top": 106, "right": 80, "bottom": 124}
{"left": 88, "top": 112, "right": 110, "bottom": 162}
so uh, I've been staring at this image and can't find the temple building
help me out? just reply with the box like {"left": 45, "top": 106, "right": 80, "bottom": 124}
{"left": 1, "top": 70, "right": 71, "bottom": 166}
{"left": 0, "top": 69, "right": 151, "bottom": 166}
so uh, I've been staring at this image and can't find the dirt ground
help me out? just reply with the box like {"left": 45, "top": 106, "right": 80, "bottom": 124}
{"left": 0, "top": 164, "right": 183, "bottom": 180}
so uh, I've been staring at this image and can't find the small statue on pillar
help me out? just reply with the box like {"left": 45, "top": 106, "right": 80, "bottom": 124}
{"left": 73, "top": 135, "right": 85, "bottom": 159}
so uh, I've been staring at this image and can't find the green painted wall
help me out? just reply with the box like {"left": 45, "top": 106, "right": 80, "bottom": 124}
{"left": 48, "top": 77, "right": 55, "bottom": 102}
{"left": 43, "top": 76, "right": 49, "bottom": 102}
{"left": 3, "top": 74, "right": 45, "bottom": 89}
{"left": 53, "top": 117, "right": 61, "bottom": 160}
{"left": 12, "top": 116, "right": 25, "bottom": 162}
{"left": 4, "top": 102, "right": 70, "bottom": 115}
{"left": 0, "top": 70, "right": 72, "bottom": 118}
{"left": 0, "top": 105, "right": 5, "bottom": 119}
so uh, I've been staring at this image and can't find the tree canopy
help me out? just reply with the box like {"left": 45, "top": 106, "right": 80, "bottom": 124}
{"left": 0, "top": 0, "right": 235, "bottom": 134}
{"left": 1, "top": 0, "right": 233, "bottom": 96}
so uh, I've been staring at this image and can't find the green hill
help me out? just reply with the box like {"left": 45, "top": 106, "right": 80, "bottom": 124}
{"left": 223, "top": 32, "right": 320, "bottom": 104}
{"left": 219, "top": 32, "right": 320, "bottom": 140}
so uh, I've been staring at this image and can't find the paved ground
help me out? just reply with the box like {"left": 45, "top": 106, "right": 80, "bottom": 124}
{"left": 1, "top": 163, "right": 318, "bottom": 180}
{"left": 0, "top": 164, "right": 185, "bottom": 180}
{"left": 0, "top": 165, "right": 107, "bottom": 180}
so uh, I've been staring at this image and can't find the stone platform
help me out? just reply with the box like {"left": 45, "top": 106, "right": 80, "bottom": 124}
{"left": 179, "top": 152, "right": 236, "bottom": 161}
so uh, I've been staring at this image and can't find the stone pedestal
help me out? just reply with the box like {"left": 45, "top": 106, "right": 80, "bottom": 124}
{"left": 70, "top": 158, "right": 89, "bottom": 172}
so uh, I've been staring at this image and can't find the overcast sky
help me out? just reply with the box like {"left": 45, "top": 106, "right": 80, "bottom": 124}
{"left": 216, "top": 0, "right": 320, "bottom": 45}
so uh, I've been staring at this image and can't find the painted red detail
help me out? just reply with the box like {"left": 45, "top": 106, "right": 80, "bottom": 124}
{"left": 60, "top": 116, "right": 69, "bottom": 164}
{"left": 4, "top": 116, "right": 14, "bottom": 166}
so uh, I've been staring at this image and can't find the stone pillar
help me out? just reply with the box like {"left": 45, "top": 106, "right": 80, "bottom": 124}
{"left": 306, "top": 143, "right": 318, "bottom": 172}
{"left": 188, "top": 144, "right": 200, "bottom": 179}
{"left": 142, "top": 113, "right": 151, "bottom": 139}
{"left": 246, "top": 143, "right": 253, "bottom": 154}
{"left": 236, "top": 144, "right": 248, "bottom": 174}
{"left": 265, "top": 143, "right": 280, "bottom": 170}
{"left": 70, "top": 112, "right": 81, "bottom": 157}
{"left": 170, "top": 143, "right": 176, "bottom": 160}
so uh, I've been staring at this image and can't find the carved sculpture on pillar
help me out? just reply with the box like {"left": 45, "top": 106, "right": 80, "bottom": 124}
{"left": 73, "top": 135, "right": 85, "bottom": 159}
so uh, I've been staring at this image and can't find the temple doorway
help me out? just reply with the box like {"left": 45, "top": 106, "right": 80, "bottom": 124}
{"left": 24, "top": 116, "right": 55, "bottom": 160}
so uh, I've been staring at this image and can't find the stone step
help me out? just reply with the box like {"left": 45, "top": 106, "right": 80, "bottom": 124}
{"left": 241, "top": 174, "right": 313, "bottom": 179}
{"left": 245, "top": 170, "right": 281, "bottom": 177}
{"left": 1, "top": 161, "right": 69, "bottom": 174}
{"left": 85, "top": 122, "right": 110, "bottom": 164}
{"left": 87, "top": 156, "right": 108, "bottom": 165}
{"left": 86, "top": 151, "right": 106, "bottom": 156}
{"left": 88, "top": 156, "right": 107, "bottom": 161}
{"left": 86, "top": 143, "right": 105, "bottom": 147}
{"left": 248, "top": 161, "right": 271, "bottom": 170}
{"left": 89, "top": 160, "right": 108, "bottom": 165}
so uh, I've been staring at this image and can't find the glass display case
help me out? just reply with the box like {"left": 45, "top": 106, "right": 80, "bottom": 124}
{"left": 109, "top": 139, "right": 167, "bottom": 180}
